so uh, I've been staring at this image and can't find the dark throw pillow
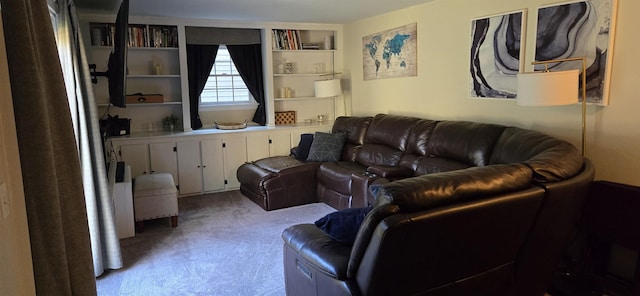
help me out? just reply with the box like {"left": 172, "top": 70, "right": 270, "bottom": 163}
{"left": 306, "top": 132, "right": 346, "bottom": 162}
{"left": 293, "top": 133, "right": 314, "bottom": 160}
{"left": 314, "top": 206, "right": 373, "bottom": 245}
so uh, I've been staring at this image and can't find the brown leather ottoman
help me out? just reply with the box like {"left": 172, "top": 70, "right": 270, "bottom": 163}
{"left": 237, "top": 156, "right": 322, "bottom": 210}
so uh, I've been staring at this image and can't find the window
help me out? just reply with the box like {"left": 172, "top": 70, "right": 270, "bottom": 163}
{"left": 200, "top": 45, "right": 254, "bottom": 108}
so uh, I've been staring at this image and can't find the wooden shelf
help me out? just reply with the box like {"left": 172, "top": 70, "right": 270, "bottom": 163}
{"left": 127, "top": 74, "right": 180, "bottom": 79}
{"left": 274, "top": 96, "right": 337, "bottom": 101}
{"left": 273, "top": 49, "right": 335, "bottom": 53}
{"left": 97, "top": 102, "right": 182, "bottom": 107}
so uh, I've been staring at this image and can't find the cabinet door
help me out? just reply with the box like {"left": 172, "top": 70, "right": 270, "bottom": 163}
{"left": 177, "top": 141, "right": 203, "bottom": 195}
{"left": 223, "top": 137, "right": 247, "bottom": 189}
{"left": 246, "top": 134, "right": 270, "bottom": 161}
{"left": 119, "top": 144, "right": 149, "bottom": 178}
{"left": 149, "top": 142, "right": 178, "bottom": 185}
{"left": 270, "top": 133, "right": 292, "bottom": 156}
{"left": 201, "top": 139, "right": 225, "bottom": 192}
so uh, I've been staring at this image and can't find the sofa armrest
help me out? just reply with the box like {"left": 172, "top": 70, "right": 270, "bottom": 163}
{"left": 366, "top": 165, "right": 414, "bottom": 179}
{"left": 282, "top": 224, "right": 352, "bottom": 280}
{"left": 371, "top": 164, "right": 533, "bottom": 212}
{"left": 351, "top": 172, "right": 384, "bottom": 207}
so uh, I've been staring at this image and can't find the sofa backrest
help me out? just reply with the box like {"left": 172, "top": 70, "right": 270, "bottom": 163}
{"left": 355, "top": 114, "right": 420, "bottom": 167}
{"left": 331, "top": 115, "right": 583, "bottom": 183}
{"left": 425, "top": 120, "right": 507, "bottom": 166}
{"left": 490, "top": 127, "right": 583, "bottom": 183}
{"left": 332, "top": 116, "right": 372, "bottom": 162}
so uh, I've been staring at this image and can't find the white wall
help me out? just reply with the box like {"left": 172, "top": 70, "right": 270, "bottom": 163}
{"left": 343, "top": 0, "right": 640, "bottom": 185}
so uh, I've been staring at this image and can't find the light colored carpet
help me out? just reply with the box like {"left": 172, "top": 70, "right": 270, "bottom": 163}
{"left": 96, "top": 190, "right": 335, "bottom": 296}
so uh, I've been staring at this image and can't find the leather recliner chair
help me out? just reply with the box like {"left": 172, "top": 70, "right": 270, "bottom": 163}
{"left": 282, "top": 159, "right": 595, "bottom": 296}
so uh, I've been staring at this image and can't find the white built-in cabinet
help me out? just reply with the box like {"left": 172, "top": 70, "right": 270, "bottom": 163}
{"left": 222, "top": 136, "right": 248, "bottom": 189}
{"left": 108, "top": 126, "right": 330, "bottom": 197}
{"left": 176, "top": 140, "right": 225, "bottom": 195}
{"left": 246, "top": 132, "right": 291, "bottom": 161}
{"left": 118, "top": 143, "right": 148, "bottom": 178}
{"left": 85, "top": 14, "right": 343, "bottom": 196}
{"left": 118, "top": 142, "right": 178, "bottom": 185}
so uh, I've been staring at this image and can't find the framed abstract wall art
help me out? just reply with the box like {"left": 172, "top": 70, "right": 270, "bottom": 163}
{"left": 362, "top": 23, "right": 417, "bottom": 80}
{"left": 535, "top": 0, "right": 618, "bottom": 105}
{"left": 470, "top": 10, "right": 526, "bottom": 99}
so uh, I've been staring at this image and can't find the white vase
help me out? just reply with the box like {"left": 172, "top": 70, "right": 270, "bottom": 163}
{"left": 323, "top": 36, "right": 332, "bottom": 50}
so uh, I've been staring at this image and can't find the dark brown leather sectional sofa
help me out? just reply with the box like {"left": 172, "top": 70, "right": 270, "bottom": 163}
{"left": 238, "top": 113, "right": 586, "bottom": 211}
{"left": 237, "top": 113, "right": 595, "bottom": 295}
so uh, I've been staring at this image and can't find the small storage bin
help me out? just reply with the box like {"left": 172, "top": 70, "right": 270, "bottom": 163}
{"left": 275, "top": 111, "right": 296, "bottom": 125}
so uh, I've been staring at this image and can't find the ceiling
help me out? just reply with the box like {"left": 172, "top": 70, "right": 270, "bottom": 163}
{"left": 74, "top": 0, "right": 436, "bottom": 24}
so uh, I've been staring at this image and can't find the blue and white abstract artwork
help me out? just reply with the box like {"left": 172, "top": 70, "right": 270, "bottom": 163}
{"left": 535, "top": 0, "right": 617, "bottom": 105}
{"left": 470, "top": 10, "right": 525, "bottom": 99}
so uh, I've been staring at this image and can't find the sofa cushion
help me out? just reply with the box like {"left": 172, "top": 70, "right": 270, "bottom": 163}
{"left": 251, "top": 155, "right": 305, "bottom": 173}
{"left": 332, "top": 116, "right": 373, "bottom": 161}
{"left": 317, "top": 161, "right": 368, "bottom": 195}
{"left": 306, "top": 132, "right": 346, "bottom": 162}
{"left": 315, "top": 206, "right": 373, "bottom": 245}
{"left": 412, "top": 156, "right": 472, "bottom": 175}
{"left": 404, "top": 119, "right": 438, "bottom": 156}
{"left": 367, "top": 165, "right": 414, "bottom": 179}
{"left": 364, "top": 114, "right": 420, "bottom": 151}
{"left": 427, "top": 121, "right": 506, "bottom": 166}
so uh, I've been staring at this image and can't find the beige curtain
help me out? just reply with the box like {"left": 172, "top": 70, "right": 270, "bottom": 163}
{"left": 1, "top": 0, "right": 96, "bottom": 294}
{"left": 58, "top": 0, "right": 123, "bottom": 277}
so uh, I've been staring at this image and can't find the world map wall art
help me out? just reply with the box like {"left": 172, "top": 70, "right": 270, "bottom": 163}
{"left": 535, "top": 0, "right": 618, "bottom": 105}
{"left": 362, "top": 23, "right": 417, "bottom": 80}
{"left": 470, "top": 10, "right": 526, "bottom": 99}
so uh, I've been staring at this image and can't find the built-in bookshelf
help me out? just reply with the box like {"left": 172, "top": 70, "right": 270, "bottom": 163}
{"left": 87, "top": 22, "right": 182, "bottom": 132}
{"left": 272, "top": 29, "right": 329, "bottom": 50}
{"left": 271, "top": 28, "right": 339, "bottom": 124}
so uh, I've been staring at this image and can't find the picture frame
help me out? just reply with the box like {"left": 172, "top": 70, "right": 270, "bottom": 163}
{"left": 362, "top": 23, "right": 417, "bottom": 80}
{"left": 469, "top": 9, "right": 527, "bottom": 99}
{"left": 534, "top": 0, "right": 618, "bottom": 105}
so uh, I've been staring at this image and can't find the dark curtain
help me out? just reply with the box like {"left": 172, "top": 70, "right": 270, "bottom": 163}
{"left": 186, "top": 44, "right": 218, "bottom": 130}
{"left": 1, "top": 0, "right": 97, "bottom": 294}
{"left": 227, "top": 44, "right": 266, "bottom": 125}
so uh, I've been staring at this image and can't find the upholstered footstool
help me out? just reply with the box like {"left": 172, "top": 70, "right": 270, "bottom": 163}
{"left": 133, "top": 173, "right": 178, "bottom": 232}
{"left": 237, "top": 156, "right": 322, "bottom": 211}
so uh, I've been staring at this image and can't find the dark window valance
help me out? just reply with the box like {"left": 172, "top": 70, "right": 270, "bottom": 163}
{"left": 185, "top": 26, "right": 261, "bottom": 45}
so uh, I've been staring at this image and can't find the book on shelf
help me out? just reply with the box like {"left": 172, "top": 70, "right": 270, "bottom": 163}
{"left": 90, "top": 23, "right": 178, "bottom": 48}
{"left": 301, "top": 43, "right": 320, "bottom": 50}
{"left": 272, "top": 29, "right": 302, "bottom": 50}
{"left": 128, "top": 25, "right": 147, "bottom": 47}
{"left": 90, "top": 23, "right": 115, "bottom": 46}
{"left": 149, "top": 26, "right": 178, "bottom": 48}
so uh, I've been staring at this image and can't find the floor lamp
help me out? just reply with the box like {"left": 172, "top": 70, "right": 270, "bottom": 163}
{"left": 314, "top": 79, "right": 342, "bottom": 121}
{"left": 517, "top": 57, "right": 587, "bottom": 156}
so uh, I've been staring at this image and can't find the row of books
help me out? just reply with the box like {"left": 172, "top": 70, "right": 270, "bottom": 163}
{"left": 129, "top": 26, "right": 179, "bottom": 48}
{"left": 272, "top": 29, "right": 321, "bottom": 50}
{"left": 272, "top": 29, "right": 302, "bottom": 50}
{"left": 89, "top": 23, "right": 178, "bottom": 48}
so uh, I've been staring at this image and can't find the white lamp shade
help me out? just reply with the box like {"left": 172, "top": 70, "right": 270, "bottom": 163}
{"left": 314, "top": 79, "right": 342, "bottom": 98}
{"left": 516, "top": 70, "right": 579, "bottom": 106}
